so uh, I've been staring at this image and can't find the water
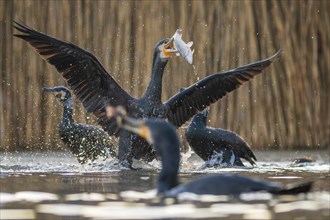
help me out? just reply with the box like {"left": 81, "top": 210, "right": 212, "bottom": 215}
{"left": 0, "top": 150, "right": 329, "bottom": 219}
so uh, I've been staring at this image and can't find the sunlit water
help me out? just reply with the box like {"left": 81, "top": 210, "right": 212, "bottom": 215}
{"left": 0, "top": 150, "right": 329, "bottom": 219}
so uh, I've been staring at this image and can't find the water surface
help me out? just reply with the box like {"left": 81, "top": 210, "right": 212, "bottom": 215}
{"left": 0, "top": 150, "right": 329, "bottom": 219}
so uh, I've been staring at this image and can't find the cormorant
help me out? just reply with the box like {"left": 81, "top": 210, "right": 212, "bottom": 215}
{"left": 14, "top": 21, "right": 282, "bottom": 167}
{"left": 186, "top": 108, "right": 257, "bottom": 167}
{"left": 43, "top": 86, "right": 116, "bottom": 164}
{"left": 291, "top": 158, "right": 314, "bottom": 167}
{"left": 107, "top": 106, "right": 312, "bottom": 196}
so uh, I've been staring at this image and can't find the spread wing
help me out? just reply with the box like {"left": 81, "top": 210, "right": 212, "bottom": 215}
{"left": 204, "top": 128, "right": 257, "bottom": 166}
{"left": 213, "top": 128, "right": 257, "bottom": 166}
{"left": 13, "top": 21, "right": 134, "bottom": 135}
{"left": 164, "top": 49, "right": 283, "bottom": 127}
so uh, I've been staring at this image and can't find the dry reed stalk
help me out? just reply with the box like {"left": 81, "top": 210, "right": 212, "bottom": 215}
{"left": 0, "top": 0, "right": 328, "bottom": 150}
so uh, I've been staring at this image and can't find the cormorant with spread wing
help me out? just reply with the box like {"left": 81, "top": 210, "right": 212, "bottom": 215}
{"left": 14, "top": 21, "right": 282, "bottom": 167}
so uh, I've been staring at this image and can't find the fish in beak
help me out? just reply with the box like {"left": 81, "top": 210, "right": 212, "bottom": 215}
{"left": 173, "top": 29, "right": 194, "bottom": 64}
{"left": 162, "top": 29, "right": 194, "bottom": 64}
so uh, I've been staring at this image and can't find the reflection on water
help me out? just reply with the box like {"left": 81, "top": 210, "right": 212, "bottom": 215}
{"left": 0, "top": 150, "right": 329, "bottom": 219}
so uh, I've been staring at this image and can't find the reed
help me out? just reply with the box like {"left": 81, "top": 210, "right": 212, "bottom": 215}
{"left": 0, "top": 0, "right": 329, "bottom": 150}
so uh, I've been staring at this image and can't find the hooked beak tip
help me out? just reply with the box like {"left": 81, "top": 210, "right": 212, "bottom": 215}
{"left": 42, "top": 87, "right": 53, "bottom": 93}
{"left": 105, "top": 106, "right": 126, "bottom": 128}
{"left": 105, "top": 106, "right": 115, "bottom": 118}
{"left": 105, "top": 105, "right": 127, "bottom": 119}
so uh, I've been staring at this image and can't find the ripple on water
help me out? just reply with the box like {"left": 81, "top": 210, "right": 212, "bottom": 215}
{"left": 1, "top": 191, "right": 329, "bottom": 219}
{"left": 33, "top": 196, "right": 330, "bottom": 220}
{"left": 0, "top": 150, "right": 329, "bottom": 219}
{"left": 0, "top": 209, "right": 35, "bottom": 220}
{"left": 0, "top": 150, "right": 329, "bottom": 174}
{"left": 0, "top": 191, "right": 58, "bottom": 203}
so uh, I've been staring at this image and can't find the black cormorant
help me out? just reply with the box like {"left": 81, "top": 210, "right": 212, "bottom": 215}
{"left": 43, "top": 86, "right": 116, "bottom": 164}
{"left": 186, "top": 108, "right": 257, "bottom": 167}
{"left": 107, "top": 106, "right": 312, "bottom": 196}
{"left": 14, "top": 21, "right": 282, "bottom": 167}
{"left": 291, "top": 158, "right": 314, "bottom": 167}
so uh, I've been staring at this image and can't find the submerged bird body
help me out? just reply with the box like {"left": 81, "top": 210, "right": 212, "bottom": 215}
{"left": 43, "top": 86, "right": 115, "bottom": 164}
{"left": 186, "top": 108, "right": 257, "bottom": 167}
{"left": 166, "top": 173, "right": 312, "bottom": 196}
{"left": 14, "top": 21, "right": 282, "bottom": 167}
{"left": 108, "top": 106, "right": 312, "bottom": 196}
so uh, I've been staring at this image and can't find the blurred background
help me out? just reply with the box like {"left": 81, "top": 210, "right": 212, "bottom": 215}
{"left": 0, "top": 0, "right": 329, "bottom": 151}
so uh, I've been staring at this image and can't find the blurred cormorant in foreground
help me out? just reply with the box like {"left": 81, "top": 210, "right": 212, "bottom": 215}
{"left": 43, "top": 86, "right": 116, "bottom": 164}
{"left": 186, "top": 108, "right": 257, "bottom": 167}
{"left": 107, "top": 106, "right": 312, "bottom": 196}
{"left": 14, "top": 21, "right": 282, "bottom": 167}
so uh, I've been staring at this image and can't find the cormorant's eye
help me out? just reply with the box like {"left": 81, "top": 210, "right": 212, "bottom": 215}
{"left": 163, "top": 41, "right": 171, "bottom": 50}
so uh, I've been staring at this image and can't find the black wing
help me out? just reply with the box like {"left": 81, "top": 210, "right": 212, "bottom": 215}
{"left": 213, "top": 128, "right": 257, "bottom": 166}
{"left": 13, "top": 21, "right": 134, "bottom": 135}
{"left": 164, "top": 50, "right": 283, "bottom": 127}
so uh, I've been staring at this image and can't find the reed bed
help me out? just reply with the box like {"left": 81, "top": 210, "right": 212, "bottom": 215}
{"left": 0, "top": 0, "right": 329, "bottom": 150}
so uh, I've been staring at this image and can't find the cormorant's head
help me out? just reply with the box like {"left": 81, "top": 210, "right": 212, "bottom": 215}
{"left": 155, "top": 38, "right": 176, "bottom": 62}
{"left": 106, "top": 105, "right": 180, "bottom": 194}
{"left": 200, "top": 107, "right": 210, "bottom": 117}
{"left": 192, "top": 107, "right": 210, "bottom": 126}
{"left": 155, "top": 29, "right": 194, "bottom": 64}
{"left": 106, "top": 106, "right": 153, "bottom": 144}
{"left": 42, "top": 86, "right": 72, "bottom": 103}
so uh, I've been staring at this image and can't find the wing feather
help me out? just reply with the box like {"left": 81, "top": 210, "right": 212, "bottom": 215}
{"left": 13, "top": 21, "right": 134, "bottom": 135}
{"left": 165, "top": 50, "right": 283, "bottom": 127}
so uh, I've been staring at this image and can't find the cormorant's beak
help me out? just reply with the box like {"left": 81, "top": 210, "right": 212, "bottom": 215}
{"left": 162, "top": 37, "right": 176, "bottom": 58}
{"left": 106, "top": 106, "right": 154, "bottom": 144}
{"left": 42, "top": 87, "right": 62, "bottom": 98}
{"left": 42, "top": 87, "right": 55, "bottom": 93}
{"left": 201, "top": 107, "right": 210, "bottom": 117}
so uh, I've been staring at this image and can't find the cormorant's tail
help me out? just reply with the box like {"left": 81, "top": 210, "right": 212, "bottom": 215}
{"left": 273, "top": 181, "right": 313, "bottom": 195}
{"left": 246, "top": 157, "right": 257, "bottom": 166}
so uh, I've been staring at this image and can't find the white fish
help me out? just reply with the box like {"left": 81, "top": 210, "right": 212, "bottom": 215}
{"left": 172, "top": 29, "right": 194, "bottom": 64}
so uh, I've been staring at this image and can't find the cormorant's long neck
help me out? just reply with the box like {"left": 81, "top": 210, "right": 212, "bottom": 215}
{"left": 156, "top": 136, "right": 180, "bottom": 194}
{"left": 61, "top": 98, "right": 74, "bottom": 126}
{"left": 143, "top": 53, "right": 167, "bottom": 104}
